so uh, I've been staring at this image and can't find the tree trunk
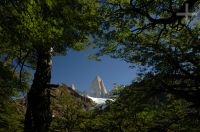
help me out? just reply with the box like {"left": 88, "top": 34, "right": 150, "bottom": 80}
{"left": 24, "top": 48, "right": 52, "bottom": 132}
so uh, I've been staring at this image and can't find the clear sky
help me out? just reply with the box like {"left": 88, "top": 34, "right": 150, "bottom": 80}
{"left": 51, "top": 49, "right": 137, "bottom": 92}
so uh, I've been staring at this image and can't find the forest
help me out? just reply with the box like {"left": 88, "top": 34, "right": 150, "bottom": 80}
{"left": 0, "top": 0, "right": 200, "bottom": 131}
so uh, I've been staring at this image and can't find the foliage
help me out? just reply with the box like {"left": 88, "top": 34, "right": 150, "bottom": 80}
{"left": 90, "top": 1, "right": 200, "bottom": 131}
{"left": 110, "top": 84, "right": 125, "bottom": 97}
{"left": 50, "top": 85, "right": 93, "bottom": 132}
{"left": 1, "top": 0, "right": 100, "bottom": 131}
{"left": 93, "top": 0, "right": 200, "bottom": 106}
{"left": 0, "top": 59, "right": 27, "bottom": 131}
{"left": 96, "top": 0, "right": 200, "bottom": 66}
{"left": 1, "top": 0, "right": 99, "bottom": 52}
{"left": 0, "top": 100, "right": 24, "bottom": 131}
{"left": 83, "top": 78, "right": 200, "bottom": 132}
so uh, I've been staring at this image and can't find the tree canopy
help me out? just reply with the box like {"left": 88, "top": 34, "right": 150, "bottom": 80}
{"left": 1, "top": 0, "right": 100, "bottom": 131}
{"left": 94, "top": 0, "right": 200, "bottom": 105}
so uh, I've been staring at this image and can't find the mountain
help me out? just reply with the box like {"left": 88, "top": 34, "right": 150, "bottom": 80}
{"left": 88, "top": 75, "right": 108, "bottom": 98}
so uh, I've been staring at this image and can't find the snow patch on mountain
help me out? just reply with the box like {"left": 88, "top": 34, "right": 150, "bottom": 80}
{"left": 87, "top": 96, "right": 113, "bottom": 105}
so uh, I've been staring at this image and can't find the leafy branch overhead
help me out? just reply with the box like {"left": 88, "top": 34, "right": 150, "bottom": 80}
{"left": 94, "top": 0, "right": 200, "bottom": 105}
{"left": 1, "top": 0, "right": 101, "bottom": 131}
{"left": 96, "top": 0, "right": 200, "bottom": 54}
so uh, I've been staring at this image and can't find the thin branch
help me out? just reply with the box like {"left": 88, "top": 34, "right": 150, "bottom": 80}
{"left": 155, "top": 26, "right": 165, "bottom": 45}
{"left": 23, "top": 64, "right": 35, "bottom": 69}
{"left": 18, "top": 49, "right": 31, "bottom": 91}
{"left": 129, "top": 0, "right": 198, "bottom": 25}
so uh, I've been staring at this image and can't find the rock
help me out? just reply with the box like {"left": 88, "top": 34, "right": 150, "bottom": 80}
{"left": 88, "top": 75, "right": 108, "bottom": 98}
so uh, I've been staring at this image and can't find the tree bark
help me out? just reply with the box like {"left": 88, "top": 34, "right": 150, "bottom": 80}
{"left": 24, "top": 48, "right": 52, "bottom": 132}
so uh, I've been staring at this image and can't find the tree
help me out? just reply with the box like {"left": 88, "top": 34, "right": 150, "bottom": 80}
{"left": 0, "top": 47, "right": 30, "bottom": 131}
{"left": 50, "top": 85, "right": 87, "bottom": 132}
{"left": 87, "top": 1, "right": 200, "bottom": 130}
{"left": 49, "top": 84, "right": 95, "bottom": 132}
{"left": 110, "top": 84, "right": 124, "bottom": 99}
{"left": 0, "top": 99, "right": 24, "bottom": 131}
{"left": 0, "top": 0, "right": 100, "bottom": 131}
{"left": 94, "top": 0, "right": 200, "bottom": 105}
{"left": 85, "top": 79, "right": 200, "bottom": 132}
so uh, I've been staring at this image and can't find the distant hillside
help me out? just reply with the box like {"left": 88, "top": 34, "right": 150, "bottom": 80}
{"left": 16, "top": 84, "right": 95, "bottom": 115}
{"left": 15, "top": 84, "right": 97, "bottom": 131}
{"left": 50, "top": 84, "right": 95, "bottom": 110}
{"left": 49, "top": 84, "right": 97, "bottom": 131}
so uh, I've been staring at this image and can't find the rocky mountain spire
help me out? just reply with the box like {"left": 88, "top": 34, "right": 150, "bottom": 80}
{"left": 88, "top": 75, "right": 108, "bottom": 98}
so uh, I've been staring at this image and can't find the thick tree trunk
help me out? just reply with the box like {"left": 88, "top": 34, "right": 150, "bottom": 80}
{"left": 24, "top": 48, "right": 52, "bottom": 132}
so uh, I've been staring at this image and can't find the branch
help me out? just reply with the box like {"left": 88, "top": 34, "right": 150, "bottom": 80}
{"left": 130, "top": 0, "right": 198, "bottom": 25}
{"left": 23, "top": 64, "right": 36, "bottom": 69}
{"left": 155, "top": 26, "right": 165, "bottom": 45}
{"left": 13, "top": 49, "right": 31, "bottom": 73}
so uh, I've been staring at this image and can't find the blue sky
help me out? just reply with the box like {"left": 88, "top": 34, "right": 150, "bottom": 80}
{"left": 51, "top": 49, "right": 137, "bottom": 92}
